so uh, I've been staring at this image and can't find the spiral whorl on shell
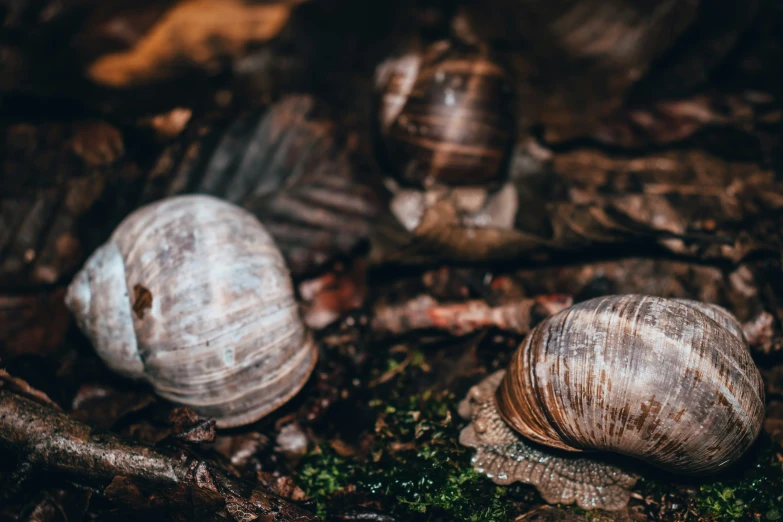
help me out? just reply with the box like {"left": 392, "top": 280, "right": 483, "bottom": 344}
{"left": 459, "top": 294, "right": 765, "bottom": 510}
{"left": 495, "top": 294, "right": 764, "bottom": 472}
{"left": 374, "top": 40, "right": 515, "bottom": 188}
{"left": 65, "top": 194, "right": 317, "bottom": 428}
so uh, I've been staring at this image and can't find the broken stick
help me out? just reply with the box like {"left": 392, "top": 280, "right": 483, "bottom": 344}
{"left": 371, "top": 294, "right": 573, "bottom": 336}
{"left": 0, "top": 390, "right": 318, "bottom": 522}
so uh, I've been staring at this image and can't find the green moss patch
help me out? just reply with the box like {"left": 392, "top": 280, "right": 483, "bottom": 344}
{"left": 636, "top": 434, "right": 783, "bottom": 522}
{"left": 695, "top": 437, "right": 783, "bottom": 522}
{"left": 296, "top": 385, "right": 513, "bottom": 521}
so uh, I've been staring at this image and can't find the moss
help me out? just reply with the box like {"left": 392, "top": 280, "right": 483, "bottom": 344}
{"left": 296, "top": 449, "right": 355, "bottom": 512}
{"left": 296, "top": 385, "right": 512, "bottom": 521}
{"left": 694, "top": 436, "right": 783, "bottom": 522}
{"left": 635, "top": 434, "right": 783, "bottom": 522}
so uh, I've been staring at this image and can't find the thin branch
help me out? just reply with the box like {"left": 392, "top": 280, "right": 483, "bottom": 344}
{"left": 372, "top": 294, "right": 573, "bottom": 336}
{"left": 0, "top": 390, "right": 318, "bottom": 522}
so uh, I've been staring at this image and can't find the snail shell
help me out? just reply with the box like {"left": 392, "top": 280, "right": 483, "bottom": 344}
{"left": 374, "top": 40, "right": 515, "bottom": 188}
{"left": 459, "top": 294, "right": 765, "bottom": 510}
{"left": 65, "top": 194, "right": 317, "bottom": 428}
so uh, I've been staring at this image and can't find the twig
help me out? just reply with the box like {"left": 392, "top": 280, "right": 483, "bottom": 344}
{"left": 368, "top": 349, "right": 416, "bottom": 387}
{"left": 371, "top": 294, "right": 573, "bottom": 336}
{"left": 0, "top": 390, "right": 318, "bottom": 522}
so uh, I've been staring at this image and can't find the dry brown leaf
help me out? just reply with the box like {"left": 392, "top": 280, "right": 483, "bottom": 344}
{"left": 69, "top": 121, "right": 125, "bottom": 166}
{"left": 88, "top": 0, "right": 305, "bottom": 87}
{"left": 0, "top": 290, "right": 72, "bottom": 359}
{"left": 256, "top": 473, "right": 309, "bottom": 502}
{"left": 138, "top": 108, "right": 193, "bottom": 140}
{"left": 0, "top": 369, "right": 60, "bottom": 409}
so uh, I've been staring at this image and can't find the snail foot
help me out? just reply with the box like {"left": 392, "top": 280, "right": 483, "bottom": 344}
{"left": 458, "top": 370, "right": 640, "bottom": 511}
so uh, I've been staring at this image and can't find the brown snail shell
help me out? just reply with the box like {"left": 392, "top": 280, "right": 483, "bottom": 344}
{"left": 374, "top": 40, "right": 515, "bottom": 188}
{"left": 459, "top": 294, "right": 765, "bottom": 510}
{"left": 65, "top": 194, "right": 317, "bottom": 428}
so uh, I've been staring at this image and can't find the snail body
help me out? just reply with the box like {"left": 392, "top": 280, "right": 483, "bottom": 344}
{"left": 459, "top": 294, "right": 765, "bottom": 510}
{"left": 374, "top": 40, "right": 515, "bottom": 188}
{"left": 65, "top": 194, "right": 317, "bottom": 428}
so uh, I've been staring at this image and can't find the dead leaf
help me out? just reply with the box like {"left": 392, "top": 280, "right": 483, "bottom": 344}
{"left": 172, "top": 419, "right": 217, "bottom": 444}
{"left": 69, "top": 121, "right": 125, "bottom": 166}
{"left": 70, "top": 386, "right": 156, "bottom": 429}
{"left": 88, "top": 0, "right": 305, "bottom": 87}
{"left": 329, "top": 438, "right": 359, "bottom": 458}
{"left": 138, "top": 108, "right": 193, "bottom": 141}
{"left": 0, "top": 290, "right": 71, "bottom": 360}
{"left": 104, "top": 476, "right": 147, "bottom": 505}
{"left": 214, "top": 433, "right": 270, "bottom": 468}
{"left": 765, "top": 401, "right": 783, "bottom": 442}
{"left": 256, "top": 473, "right": 308, "bottom": 502}
{"left": 0, "top": 369, "right": 60, "bottom": 409}
{"left": 299, "top": 259, "right": 367, "bottom": 329}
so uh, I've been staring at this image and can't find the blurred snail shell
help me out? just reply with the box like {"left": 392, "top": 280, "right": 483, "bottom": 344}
{"left": 458, "top": 294, "right": 765, "bottom": 510}
{"left": 65, "top": 194, "right": 317, "bottom": 428}
{"left": 373, "top": 40, "right": 515, "bottom": 188}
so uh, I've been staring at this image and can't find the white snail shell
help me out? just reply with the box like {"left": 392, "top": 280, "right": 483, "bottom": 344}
{"left": 65, "top": 194, "right": 317, "bottom": 428}
{"left": 459, "top": 294, "right": 765, "bottom": 510}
